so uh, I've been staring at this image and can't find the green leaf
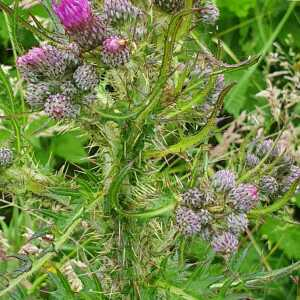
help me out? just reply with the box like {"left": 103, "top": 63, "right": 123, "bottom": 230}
{"left": 145, "top": 83, "right": 235, "bottom": 158}
{"left": 51, "top": 131, "right": 88, "bottom": 163}
{"left": 260, "top": 216, "right": 300, "bottom": 259}
{"left": 217, "top": 0, "right": 257, "bottom": 18}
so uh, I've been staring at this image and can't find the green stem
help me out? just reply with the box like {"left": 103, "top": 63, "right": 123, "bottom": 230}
{"left": 127, "top": 9, "right": 200, "bottom": 151}
{"left": 0, "top": 65, "right": 21, "bottom": 153}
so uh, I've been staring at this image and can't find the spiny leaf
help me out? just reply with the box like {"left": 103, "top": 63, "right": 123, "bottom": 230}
{"left": 145, "top": 83, "right": 235, "bottom": 158}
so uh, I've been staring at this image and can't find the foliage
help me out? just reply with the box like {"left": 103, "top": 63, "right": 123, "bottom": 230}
{"left": 0, "top": 0, "right": 299, "bottom": 300}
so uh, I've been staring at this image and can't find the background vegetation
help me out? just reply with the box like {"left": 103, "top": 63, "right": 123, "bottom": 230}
{"left": 0, "top": 0, "right": 300, "bottom": 299}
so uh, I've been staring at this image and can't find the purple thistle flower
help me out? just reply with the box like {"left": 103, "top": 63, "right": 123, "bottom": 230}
{"left": 62, "top": 42, "right": 82, "bottom": 67}
{"left": 44, "top": 94, "right": 78, "bottom": 119}
{"left": 259, "top": 175, "right": 278, "bottom": 195}
{"left": 211, "top": 231, "right": 238, "bottom": 254}
{"left": 212, "top": 169, "right": 236, "bottom": 192}
{"left": 104, "top": 0, "right": 143, "bottom": 22}
{"left": 17, "top": 45, "right": 68, "bottom": 82}
{"left": 73, "top": 64, "right": 99, "bottom": 91}
{"left": 195, "top": 1, "right": 220, "bottom": 25}
{"left": 101, "top": 36, "right": 130, "bottom": 67}
{"left": 181, "top": 188, "right": 215, "bottom": 208}
{"left": 175, "top": 207, "right": 201, "bottom": 236}
{"left": 280, "top": 165, "right": 300, "bottom": 194}
{"left": 52, "top": 0, "right": 93, "bottom": 30}
{"left": 226, "top": 213, "right": 248, "bottom": 234}
{"left": 229, "top": 184, "right": 259, "bottom": 212}
{"left": 197, "top": 209, "right": 212, "bottom": 225}
{"left": 0, "top": 148, "right": 13, "bottom": 167}
{"left": 153, "top": 0, "right": 184, "bottom": 13}
{"left": 52, "top": 0, "right": 108, "bottom": 50}
{"left": 26, "top": 82, "right": 53, "bottom": 108}
{"left": 245, "top": 153, "right": 260, "bottom": 168}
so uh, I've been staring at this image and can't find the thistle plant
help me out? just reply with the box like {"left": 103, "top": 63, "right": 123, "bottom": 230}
{"left": 1, "top": 0, "right": 300, "bottom": 299}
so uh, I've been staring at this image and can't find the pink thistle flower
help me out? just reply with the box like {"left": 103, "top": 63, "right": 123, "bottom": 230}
{"left": 17, "top": 47, "right": 46, "bottom": 67}
{"left": 16, "top": 45, "right": 67, "bottom": 82}
{"left": 52, "top": 0, "right": 108, "bottom": 50}
{"left": 211, "top": 232, "right": 238, "bottom": 255}
{"left": 52, "top": 0, "right": 93, "bottom": 30}
{"left": 229, "top": 184, "right": 259, "bottom": 212}
{"left": 44, "top": 94, "right": 78, "bottom": 119}
{"left": 101, "top": 36, "right": 130, "bottom": 67}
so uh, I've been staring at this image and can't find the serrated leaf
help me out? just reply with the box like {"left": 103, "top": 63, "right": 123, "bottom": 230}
{"left": 260, "top": 216, "right": 300, "bottom": 259}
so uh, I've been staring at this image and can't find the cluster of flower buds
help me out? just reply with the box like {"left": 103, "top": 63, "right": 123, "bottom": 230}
{"left": 17, "top": 43, "right": 99, "bottom": 119}
{"left": 52, "top": 0, "right": 132, "bottom": 66}
{"left": 153, "top": 0, "right": 220, "bottom": 25}
{"left": 0, "top": 147, "right": 13, "bottom": 168}
{"left": 246, "top": 138, "right": 300, "bottom": 196}
{"left": 175, "top": 169, "right": 260, "bottom": 256}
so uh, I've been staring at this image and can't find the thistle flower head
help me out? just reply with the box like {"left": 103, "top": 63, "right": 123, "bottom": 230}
{"left": 212, "top": 169, "right": 236, "bottom": 192}
{"left": 63, "top": 42, "right": 82, "bottom": 67}
{"left": 26, "top": 82, "right": 52, "bottom": 108}
{"left": 197, "top": 209, "right": 213, "bottom": 225}
{"left": 153, "top": 0, "right": 184, "bottom": 13}
{"left": 259, "top": 175, "right": 278, "bottom": 195}
{"left": 226, "top": 213, "right": 248, "bottom": 234}
{"left": 229, "top": 184, "right": 259, "bottom": 212}
{"left": 175, "top": 207, "right": 201, "bottom": 236}
{"left": 52, "top": 0, "right": 93, "bottom": 30}
{"left": 181, "top": 188, "right": 214, "bottom": 208}
{"left": 52, "top": 0, "right": 108, "bottom": 50}
{"left": 255, "top": 139, "right": 281, "bottom": 160}
{"left": 44, "top": 94, "right": 78, "bottom": 119}
{"left": 73, "top": 64, "right": 99, "bottom": 91}
{"left": 104, "top": 0, "right": 143, "bottom": 22}
{"left": 245, "top": 153, "right": 260, "bottom": 168}
{"left": 101, "top": 36, "right": 130, "bottom": 67}
{"left": 211, "top": 231, "right": 238, "bottom": 254}
{"left": 17, "top": 45, "right": 67, "bottom": 82}
{"left": 280, "top": 165, "right": 300, "bottom": 193}
{"left": 0, "top": 148, "right": 13, "bottom": 167}
{"left": 103, "top": 36, "right": 127, "bottom": 53}
{"left": 197, "top": 1, "right": 220, "bottom": 25}
{"left": 17, "top": 47, "right": 46, "bottom": 67}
